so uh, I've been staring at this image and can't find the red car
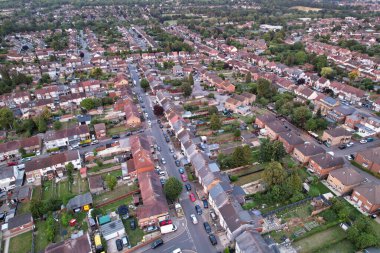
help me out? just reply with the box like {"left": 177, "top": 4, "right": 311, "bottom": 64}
{"left": 189, "top": 193, "right": 196, "bottom": 202}
{"left": 7, "top": 161, "right": 18, "bottom": 166}
{"left": 181, "top": 174, "right": 188, "bottom": 182}
{"left": 159, "top": 220, "right": 172, "bottom": 226}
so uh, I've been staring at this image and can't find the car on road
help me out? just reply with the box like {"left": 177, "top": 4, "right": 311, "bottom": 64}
{"left": 116, "top": 239, "right": 123, "bottom": 251}
{"left": 190, "top": 214, "right": 198, "bottom": 224}
{"left": 346, "top": 142, "right": 354, "bottom": 147}
{"left": 161, "top": 158, "right": 166, "bottom": 164}
{"left": 160, "top": 178, "right": 166, "bottom": 185}
{"left": 338, "top": 144, "right": 346, "bottom": 150}
{"left": 345, "top": 155, "right": 353, "bottom": 161}
{"left": 181, "top": 174, "right": 188, "bottom": 182}
{"left": 21, "top": 157, "right": 32, "bottom": 163}
{"left": 169, "top": 148, "right": 174, "bottom": 153}
{"left": 126, "top": 132, "right": 132, "bottom": 136}
{"left": 202, "top": 199, "right": 209, "bottom": 209}
{"left": 360, "top": 139, "right": 367, "bottom": 144}
{"left": 173, "top": 154, "right": 178, "bottom": 159}
{"left": 148, "top": 120, "right": 152, "bottom": 126}
{"left": 173, "top": 248, "right": 182, "bottom": 253}
{"left": 189, "top": 193, "right": 196, "bottom": 202}
{"left": 175, "top": 160, "right": 181, "bottom": 167}
{"left": 209, "top": 234, "right": 217, "bottom": 245}
{"left": 185, "top": 183, "right": 192, "bottom": 191}
{"left": 367, "top": 137, "right": 374, "bottom": 142}
{"left": 130, "top": 220, "right": 136, "bottom": 230}
{"left": 203, "top": 222, "right": 212, "bottom": 234}
{"left": 210, "top": 210, "right": 217, "bottom": 221}
{"left": 112, "top": 134, "right": 120, "bottom": 139}
{"left": 151, "top": 239, "right": 164, "bottom": 249}
{"left": 178, "top": 167, "right": 185, "bottom": 174}
{"left": 145, "top": 225, "right": 159, "bottom": 233}
{"left": 157, "top": 146, "right": 161, "bottom": 151}
{"left": 159, "top": 124, "right": 164, "bottom": 128}
{"left": 7, "top": 161, "right": 18, "bottom": 166}
{"left": 195, "top": 205, "right": 202, "bottom": 215}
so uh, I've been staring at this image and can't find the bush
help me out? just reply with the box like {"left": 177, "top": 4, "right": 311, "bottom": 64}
{"left": 47, "top": 147, "right": 59, "bottom": 153}
{"left": 320, "top": 209, "right": 338, "bottom": 222}
{"left": 230, "top": 175, "right": 239, "bottom": 182}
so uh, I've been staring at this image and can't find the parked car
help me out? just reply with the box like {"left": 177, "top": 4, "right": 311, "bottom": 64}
{"left": 190, "top": 214, "right": 198, "bottom": 224}
{"left": 338, "top": 144, "right": 346, "bottom": 150}
{"left": 159, "top": 220, "right": 172, "bottom": 226}
{"left": 185, "top": 183, "right": 192, "bottom": 191}
{"left": 160, "top": 178, "right": 166, "bottom": 185}
{"left": 178, "top": 167, "right": 185, "bottom": 174}
{"left": 175, "top": 160, "right": 181, "bottom": 167}
{"left": 130, "top": 219, "right": 136, "bottom": 230}
{"left": 7, "top": 161, "right": 18, "bottom": 166}
{"left": 209, "top": 234, "right": 217, "bottom": 245}
{"left": 346, "top": 142, "right": 354, "bottom": 147}
{"left": 151, "top": 239, "right": 164, "bottom": 249}
{"left": 345, "top": 155, "right": 353, "bottom": 161}
{"left": 210, "top": 210, "right": 217, "bottom": 221}
{"left": 161, "top": 158, "right": 166, "bottom": 164}
{"left": 112, "top": 134, "right": 120, "bottom": 139}
{"left": 195, "top": 205, "right": 202, "bottom": 215}
{"left": 360, "top": 139, "right": 367, "bottom": 144}
{"left": 189, "top": 193, "right": 196, "bottom": 202}
{"left": 91, "top": 140, "right": 99, "bottom": 145}
{"left": 173, "top": 154, "right": 178, "bottom": 160}
{"left": 181, "top": 174, "right": 188, "bottom": 182}
{"left": 169, "top": 148, "right": 174, "bottom": 153}
{"left": 145, "top": 225, "right": 158, "bottom": 233}
{"left": 116, "top": 239, "right": 123, "bottom": 251}
{"left": 121, "top": 236, "right": 129, "bottom": 247}
{"left": 202, "top": 199, "right": 209, "bottom": 209}
{"left": 203, "top": 222, "right": 212, "bottom": 234}
{"left": 367, "top": 137, "right": 374, "bottom": 142}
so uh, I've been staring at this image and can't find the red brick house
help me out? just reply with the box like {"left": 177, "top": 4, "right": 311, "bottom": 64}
{"left": 355, "top": 147, "right": 380, "bottom": 174}
{"left": 351, "top": 184, "right": 380, "bottom": 214}
{"left": 255, "top": 114, "right": 276, "bottom": 128}
{"left": 308, "top": 153, "right": 344, "bottom": 177}
{"left": 292, "top": 143, "right": 325, "bottom": 164}
{"left": 94, "top": 123, "right": 106, "bottom": 140}
{"left": 7, "top": 213, "right": 34, "bottom": 236}
{"left": 265, "top": 120, "right": 290, "bottom": 140}
{"left": 327, "top": 168, "right": 364, "bottom": 195}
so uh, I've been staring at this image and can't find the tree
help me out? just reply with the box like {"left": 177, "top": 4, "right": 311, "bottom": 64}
{"left": 284, "top": 173, "right": 302, "bottom": 196}
{"left": 210, "top": 113, "right": 221, "bottom": 130}
{"left": 207, "top": 93, "right": 215, "bottom": 99}
{"left": 53, "top": 121, "right": 62, "bottom": 130}
{"left": 188, "top": 73, "right": 194, "bottom": 86}
{"left": 140, "top": 79, "right": 150, "bottom": 91}
{"left": 182, "top": 83, "right": 192, "bottom": 97}
{"left": 36, "top": 117, "right": 47, "bottom": 133}
{"left": 259, "top": 139, "right": 286, "bottom": 162}
{"left": 208, "top": 106, "right": 218, "bottom": 115}
{"left": 294, "top": 51, "right": 307, "bottom": 65}
{"left": 80, "top": 98, "right": 96, "bottom": 111}
{"left": 66, "top": 162, "right": 74, "bottom": 192}
{"left": 39, "top": 73, "right": 51, "bottom": 84}
{"left": 89, "top": 68, "right": 103, "bottom": 79}
{"left": 153, "top": 105, "right": 164, "bottom": 116}
{"left": 0, "top": 108, "right": 14, "bottom": 129}
{"left": 348, "top": 69, "right": 359, "bottom": 82}
{"left": 61, "top": 212, "right": 73, "bottom": 226}
{"left": 30, "top": 199, "right": 45, "bottom": 218}
{"left": 233, "top": 129, "right": 241, "bottom": 138}
{"left": 348, "top": 217, "right": 379, "bottom": 249}
{"left": 19, "top": 147, "right": 26, "bottom": 156}
{"left": 314, "top": 55, "right": 328, "bottom": 72}
{"left": 105, "top": 174, "right": 117, "bottom": 191}
{"left": 46, "top": 215, "right": 56, "bottom": 242}
{"left": 257, "top": 78, "right": 274, "bottom": 99}
{"left": 245, "top": 72, "right": 252, "bottom": 83}
{"left": 163, "top": 177, "right": 183, "bottom": 202}
{"left": 231, "top": 145, "right": 252, "bottom": 167}
{"left": 321, "top": 67, "right": 334, "bottom": 79}
{"left": 263, "top": 162, "right": 287, "bottom": 186}
{"left": 292, "top": 106, "right": 312, "bottom": 127}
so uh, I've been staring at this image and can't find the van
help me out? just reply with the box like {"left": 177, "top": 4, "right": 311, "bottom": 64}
{"left": 121, "top": 236, "right": 129, "bottom": 247}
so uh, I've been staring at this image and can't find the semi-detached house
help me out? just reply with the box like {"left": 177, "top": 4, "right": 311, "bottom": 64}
{"left": 0, "top": 136, "right": 41, "bottom": 160}
{"left": 25, "top": 150, "right": 81, "bottom": 184}
{"left": 44, "top": 125, "right": 90, "bottom": 149}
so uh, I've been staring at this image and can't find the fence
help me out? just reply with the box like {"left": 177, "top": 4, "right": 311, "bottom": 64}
{"left": 94, "top": 189, "right": 140, "bottom": 208}
{"left": 263, "top": 196, "right": 313, "bottom": 217}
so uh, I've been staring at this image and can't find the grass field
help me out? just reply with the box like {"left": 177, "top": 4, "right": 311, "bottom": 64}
{"left": 9, "top": 231, "right": 33, "bottom": 253}
{"left": 107, "top": 126, "right": 126, "bottom": 136}
{"left": 293, "top": 226, "right": 348, "bottom": 253}
{"left": 318, "top": 239, "right": 355, "bottom": 253}
{"left": 122, "top": 217, "right": 145, "bottom": 246}
{"left": 98, "top": 196, "right": 133, "bottom": 214}
{"left": 290, "top": 6, "right": 322, "bottom": 11}
{"left": 34, "top": 220, "right": 58, "bottom": 253}
{"left": 235, "top": 171, "right": 264, "bottom": 186}
{"left": 94, "top": 183, "right": 138, "bottom": 205}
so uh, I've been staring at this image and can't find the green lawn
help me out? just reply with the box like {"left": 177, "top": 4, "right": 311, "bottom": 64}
{"left": 235, "top": 171, "right": 263, "bottom": 186}
{"left": 98, "top": 196, "right": 133, "bottom": 214}
{"left": 123, "top": 217, "right": 145, "bottom": 246}
{"left": 279, "top": 203, "right": 311, "bottom": 220}
{"left": 107, "top": 126, "right": 126, "bottom": 136}
{"left": 317, "top": 239, "right": 355, "bottom": 253}
{"left": 293, "top": 226, "right": 347, "bottom": 253}
{"left": 8, "top": 231, "right": 33, "bottom": 253}
{"left": 94, "top": 184, "right": 138, "bottom": 205}
{"left": 16, "top": 202, "right": 31, "bottom": 215}
{"left": 89, "top": 162, "right": 119, "bottom": 172}
{"left": 34, "top": 220, "right": 57, "bottom": 252}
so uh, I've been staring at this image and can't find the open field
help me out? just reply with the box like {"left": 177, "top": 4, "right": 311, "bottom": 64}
{"left": 122, "top": 217, "right": 145, "bottom": 246}
{"left": 8, "top": 231, "right": 33, "bottom": 253}
{"left": 318, "top": 239, "right": 355, "bottom": 253}
{"left": 235, "top": 171, "right": 263, "bottom": 186}
{"left": 293, "top": 226, "right": 348, "bottom": 253}
{"left": 290, "top": 6, "right": 322, "bottom": 11}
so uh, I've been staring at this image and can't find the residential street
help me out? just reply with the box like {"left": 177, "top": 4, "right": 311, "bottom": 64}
{"left": 128, "top": 64, "right": 222, "bottom": 253}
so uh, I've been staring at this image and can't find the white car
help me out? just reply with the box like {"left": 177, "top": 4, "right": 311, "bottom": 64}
{"left": 345, "top": 155, "right": 353, "bottom": 161}
{"left": 161, "top": 158, "right": 166, "bottom": 164}
{"left": 173, "top": 248, "right": 182, "bottom": 253}
{"left": 346, "top": 142, "right": 353, "bottom": 147}
{"left": 169, "top": 148, "right": 174, "bottom": 153}
{"left": 360, "top": 139, "right": 367, "bottom": 144}
{"left": 148, "top": 120, "right": 152, "bottom": 126}
{"left": 190, "top": 214, "right": 198, "bottom": 224}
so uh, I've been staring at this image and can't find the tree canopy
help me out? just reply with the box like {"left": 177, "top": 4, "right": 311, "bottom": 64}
{"left": 164, "top": 177, "right": 183, "bottom": 202}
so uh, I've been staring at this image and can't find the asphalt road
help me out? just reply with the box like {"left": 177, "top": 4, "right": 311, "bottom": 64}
{"left": 128, "top": 64, "right": 221, "bottom": 253}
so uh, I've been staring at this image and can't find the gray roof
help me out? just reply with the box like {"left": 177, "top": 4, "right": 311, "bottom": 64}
{"left": 329, "top": 168, "right": 364, "bottom": 186}
{"left": 322, "top": 96, "right": 337, "bottom": 106}
{"left": 310, "top": 153, "right": 344, "bottom": 169}
{"left": 76, "top": 114, "right": 91, "bottom": 122}
{"left": 278, "top": 132, "right": 304, "bottom": 146}
{"left": 8, "top": 213, "right": 33, "bottom": 229}
{"left": 0, "top": 167, "right": 15, "bottom": 180}
{"left": 334, "top": 105, "right": 355, "bottom": 116}
{"left": 295, "top": 143, "right": 325, "bottom": 156}
{"left": 66, "top": 192, "right": 93, "bottom": 210}
{"left": 100, "top": 220, "right": 125, "bottom": 237}
{"left": 325, "top": 127, "right": 352, "bottom": 137}
{"left": 209, "top": 183, "right": 228, "bottom": 208}
{"left": 236, "top": 230, "right": 273, "bottom": 253}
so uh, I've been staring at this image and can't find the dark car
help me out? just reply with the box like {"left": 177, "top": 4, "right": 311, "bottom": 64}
{"left": 195, "top": 205, "right": 202, "bottom": 215}
{"left": 338, "top": 144, "right": 346, "bottom": 150}
{"left": 151, "top": 238, "right": 164, "bottom": 249}
{"left": 112, "top": 134, "right": 120, "bottom": 139}
{"left": 115, "top": 239, "right": 123, "bottom": 251}
{"left": 185, "top": 183, "right": 192, "bottom": 191}
{"left": 202, "top": 199, "right": 209, "bottom": 209}
{"left": 126, "top": 132, "right": 132, "bottom": 136}
{"left": 130, "top": 219, "right": 136, "bottom": 230}
{"left": 175, "top": 160, "right": 180, "bottom": 167}
{"left": 203, "top": 222, "right": 212, "bottom": 234}
{"left": 209, "top": 234, "right": 217, "bottom": 245}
